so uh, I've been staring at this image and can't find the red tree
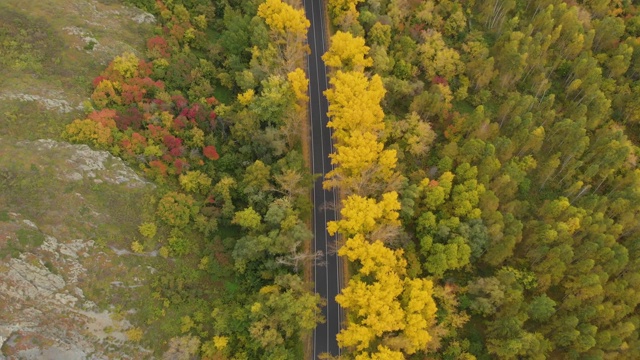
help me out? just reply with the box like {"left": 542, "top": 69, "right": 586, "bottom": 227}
{"left": 203, "top": 145, "right": 219, "bottom": 160}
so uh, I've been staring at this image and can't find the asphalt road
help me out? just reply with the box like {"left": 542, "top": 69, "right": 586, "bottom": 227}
{"left": 302, "top": 0, "right": 342, "bottom": 357}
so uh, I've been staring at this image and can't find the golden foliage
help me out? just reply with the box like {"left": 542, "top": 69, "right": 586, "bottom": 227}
{"left": 63, "top": 118, "right": 114, "bottom": 149}
{"left": 138, "top": 222, "right": 157, "bottom": 239}
{"left": 322, "top": 29, "right": 438, "bottom": 358}
{"left": 355, "top": 346, "right": 405, "bottom": 360}
{"left": 179, "top": 170, "right": 213, "bottom": 194}
{"left": 323, "top": 70, "right": 397, "bottom": 193}
{"left": 336, "top": 234, "right": 438, "bottom": 354}
{"left": 327, "top": 0, "right": 364, "bottom": 28}
{"left": 131, "top": 240, "right": 144, "bottom": 253}
{"left": 111, "top": 52, "right": 140, "bottom": 79}
{"left": 338, "top": 234, "right": 407, "bottom": 276}
{"left": 323, "top": 31, "right": 373, "bottom": 71}
{"left": 125, "top": 327, "right": 144, "bottom": 342}
{"left": 328, "top": 192, "right": 401, "bottom": 237}
{"left": 257, "top": 0, "right": 310, "bottom": 36}
{"left": 418, "top": 30, "right": 465, "bottom": 79}
{"left": 213, "top": 336, "right": 229, "bottom": 350}
{"left": 324, "top": 71, "right": 386, "bottom": 141}
{"left": 287, "top": 68, "right": 309, "bottom": 103}
{"left": 91, "top": 79, "right": 122, "bottom": 108}
{"left": 336, "top": 274, "right": 405, "bottom": 350}
{"left": 237, "top": 89, "right": 255, "bottom": 106}
{"left": 400, "top": 278, "right": 438, "bottom": 353}
{"left": 326, "top": 131, "right": 398, "bottom": 191}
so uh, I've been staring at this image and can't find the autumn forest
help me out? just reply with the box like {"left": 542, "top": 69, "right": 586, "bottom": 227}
{"left": 57, "top": 0, "right": 640, "bottom": 358}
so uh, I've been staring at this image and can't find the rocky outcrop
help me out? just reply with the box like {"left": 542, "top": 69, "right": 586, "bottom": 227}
{"left": 0, "top": 136, "right": 156, "bottom": 358}
{"left": 16, "top": 139, "right": 153, "bottom": 188}
{"left": 0, "top": 214, "right": 146, "bottom": 359}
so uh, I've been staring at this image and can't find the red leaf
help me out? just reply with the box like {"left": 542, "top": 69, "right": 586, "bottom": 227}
{"left": 149, "top": 160, "right": 168, "bottom": 176}
{"left": 170, "top": 146, "right": 184, "bottom": 157}
{"left": 163, "top": 134, "right": 183, "bottom": 149}
{"left": 203, "top": 145, "right": 219, "bottom": 160}
{"left": 173, "top": 158, "right": 188, "bottom": 174}
{"left": 92, "top": 76, "right": 106, "bottom": 87}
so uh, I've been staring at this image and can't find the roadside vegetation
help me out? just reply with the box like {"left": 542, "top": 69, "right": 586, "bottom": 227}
{"left": 325, "top": 0, "right": 640, "bottom": 359}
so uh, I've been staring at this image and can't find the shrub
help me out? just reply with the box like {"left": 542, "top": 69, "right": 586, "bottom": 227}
{"left": 156, "top": 192, "right": 198, "bottom": 228}
{"left": 126, "top": 327, "right": 144, "bottom": 342}
{"left": 63, "top": 119, "right": 114, "bottom": 149}
{"left": 138, "top": 222, "right": 158, "bottom": 239}
{"left": 131, "top": 240, "right": 144, "bottom": 253}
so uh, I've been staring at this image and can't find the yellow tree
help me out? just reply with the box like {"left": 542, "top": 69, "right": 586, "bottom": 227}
{"left": 257, "top": 0, "right": 310, "bottom": 71}
{"left": 327, "top": 192, "right": 401, "bottom": 238}
{"left": 327, "top": 0, "right": 363, "bottom": 28}
{"left": 418, "top": 30, "right": 465, "bottom": 80}
{"left": 323, "top": 31, "right": 373, "bottom": 71}
{"left": 355, "top": 346, "right": 405, "bottom": 360}
{"left": 287, "top": 68, "right": 309, "bottom": 104}
{"left": 179, "top": 170, "right": 212, "bottom": 194}
{"left": 324, "top": 71, "right": 386, "bottom": 141}
{"left": 336, "top": 235, "right": 407, "bottom": 350}
{"left": 321, "top": 26, "right": 438, "bottom": 359}
{"left": 336, "top": 234, "right": 438, "bottom": 356}
{"left": 63, "top": 118, "right": 115, "bottom": 149}
{"left": 393, "top": 278, "right": 438, "bottom": 354}
{"left": 257, "top": 0, "right": 309, "bottom": 37}
{"left": 337, "top": 275, "right": 405, "bottom": 350}
{"left": 110, "top": 52, "right": 141, "bottom": 80}
{"left": 91, "top": 79, "right": 122, "bottom": 108}
{"left": 338, "top": 234, "right": 407, "bottom": 276}
{"left": 322, "top": 68, "right": 393, "bottom": 194}
{"left": 325, "top": 131, "right": 398, "bottom": 194}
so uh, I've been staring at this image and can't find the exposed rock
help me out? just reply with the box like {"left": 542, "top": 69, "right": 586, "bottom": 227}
{"left": 0, "top": 92, "right": 83, "bottom": 114}
{"left": 14, "top": 139, "right": 153, "bottom": 189}
{"left": 21, "top": 220, "right": 38, "bottom": 229}
{"left": 109, "top": 246, "right": 158, "bottom": 257}
{"left": 132, "top": 13, "right": 155, "bottom": 24}
{"left": 0, "top": 215, "right": 150, "bottom": 359}
{"left": 62, "top": 26, "right": 101, "bottom": 52}
{"left": 14, "top": 346, "right": 88, "bottom": 360}
{"left": 0, "top": 0, "right": 159, "bottom": 357}
{"left": 3, "top": 258, "right": 66, "bottom": 299}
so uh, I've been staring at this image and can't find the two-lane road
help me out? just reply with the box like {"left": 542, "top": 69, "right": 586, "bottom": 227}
{"left": 303, "top": 0, "right": 342, "bottom": 357}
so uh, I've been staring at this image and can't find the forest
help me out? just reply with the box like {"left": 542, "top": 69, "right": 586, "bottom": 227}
{"left": 64, "top": 0, "right": 319, "bottom": 358}
{"left": 60, "top": 0, "right": 640, "bottom": 359}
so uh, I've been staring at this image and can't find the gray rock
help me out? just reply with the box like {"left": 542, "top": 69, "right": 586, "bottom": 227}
{"left": 0, "top": 92, "right": 81, "bottom": 114}
{"left": 16, "top": 139, "right": 154, "bottom": 189}
{"left": 132, "top": 13, "right": 155, "bottom": 24}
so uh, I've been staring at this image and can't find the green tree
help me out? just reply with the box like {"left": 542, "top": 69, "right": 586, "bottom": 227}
{"left": 157, "top": 192, "right": 199, "bottom": 228}
{"left": 248, "top": 274, "right": 323, "bottom": 357}
{"left": 527, "top": 295, "right": 556, "bottom": 322}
